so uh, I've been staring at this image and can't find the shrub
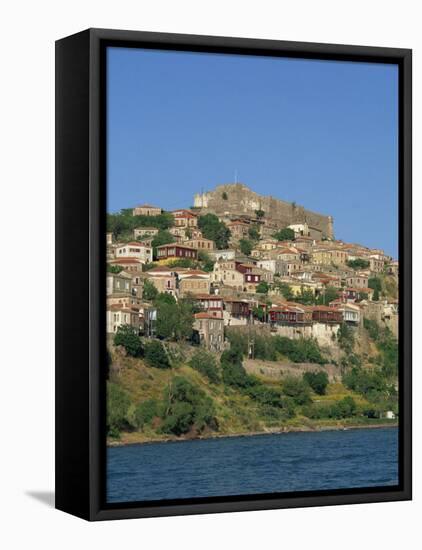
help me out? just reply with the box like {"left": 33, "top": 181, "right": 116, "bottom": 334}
{"left": 256, "top": 281, "right": 269, "bottom": 294}
{"left": 347, "top": 259, "right": 370, "bottom": 269}
{"left": 274, "top": 336, "right": 325, "bottom": 364}
{"left": 113, "top": 325, "right": 143, "bottom": 357}
{"left": 107, "top": 382, "right": 131, "bottom": 437}
{"left": 144, "top": 340, "right": 171, "bottom": 369}
{"left": 239, "top": 238, "right": 253, "bottom": 256}
{"left": 161, "top": 377, "right": 217, "bottom": 435}
{"left": 134, "top": 399, "right": 161, "bottom": 428}
{"left": 189, "top": 350, "right": 220, "bottom": 384}
{"left": 220, "top": 346, "right": 251, "bottom": 388}
{"left": 273, "top": 228, "right": 295, "bottom": 241}
{"left": 330, "top": 396, "right": 357, "bottom": 418}
{"left": 143, "top": 279, "right": 158, "bottom": 301}
{"left": 303, "top": 371, "right": 329, "bottom": 395}
{"left": 282, "top": 376, "right": 312, "bottom": 405}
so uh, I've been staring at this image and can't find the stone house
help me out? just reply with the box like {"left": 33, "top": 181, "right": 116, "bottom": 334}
{"left": 386, "top": 260, "right": 399, "bottom": 276}
{"left": 132, "top": 204, "right": 162, "bottom": 217}
{"left": 106, "top": 304, "right": 140, "bottom": 334}
{"left": 184, "top": 237, "right": 215, "bottom": 251}
{"left": 194, "top": 294, "right": 224, "bottom": 318}
{"left": 212, "top": 260, "right": 244, "bottom": 290}
{"left": 144, "top": 273, "right": 178, "bottom": 297}
{"left": 115, "top": 241, "right": 153, "bottom": 264}
{"left": 311, "top": 247, "right": 348, "bottom": 266}
{"left": 193, "top": 312, "right": 225, "bottom": 352}
{"left": 346, "top": 273, "right": 369, "bottom": 289}
{"left": 108, "top": 258, "right": 144, "bottom": 272}
{"left": 271, "top": 247, "right": 301, "bottom": 262}
{"left": 133, "top": 227, "right": 159, "bottom": 239}
{"left": 171, "top": 209, "right": 198, "bottom": 228}
{"left": 106, "top": 271, "right": 133, "bottom": 298}
{"left": 257, "top": 258, "right": 285, "bottom": 275}
{"left": 179, "top": 275, "right": 211, "bottom": 296}
{"left": 227, "top": 220, "right": 250, "bottom": 240}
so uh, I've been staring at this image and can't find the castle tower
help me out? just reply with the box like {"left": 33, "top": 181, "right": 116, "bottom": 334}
{"left": 327, "top": 215, "right": 334, "bottom": 239}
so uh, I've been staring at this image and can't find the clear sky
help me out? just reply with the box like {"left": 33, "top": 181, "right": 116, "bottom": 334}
{"left": 107, "top": 47, "right": 398, "bottom": 257}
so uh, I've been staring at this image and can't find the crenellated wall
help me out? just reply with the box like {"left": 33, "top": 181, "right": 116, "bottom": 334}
{"left": 194, "top": 183, "right": 334, "bottom": 238}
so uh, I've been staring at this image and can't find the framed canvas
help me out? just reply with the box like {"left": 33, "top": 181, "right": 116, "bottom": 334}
{"left": 55, "top": 28, "right": 412, "bottom": 521}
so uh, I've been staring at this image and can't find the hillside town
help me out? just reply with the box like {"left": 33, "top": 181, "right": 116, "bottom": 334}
{"left": 106, "top": 183, "right": 399, "bottom": 353}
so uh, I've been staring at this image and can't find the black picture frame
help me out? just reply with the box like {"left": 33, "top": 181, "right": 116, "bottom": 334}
{"left": 55, "top": 28, "right": 412, "bottom": 521}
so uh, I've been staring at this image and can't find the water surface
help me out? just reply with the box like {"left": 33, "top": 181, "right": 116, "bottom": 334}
{"left": 107, "top": 427, "right": 398, "bottom": 503}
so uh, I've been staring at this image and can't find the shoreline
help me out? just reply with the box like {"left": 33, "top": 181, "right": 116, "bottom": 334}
{"left": 107, "top": 421, "right": 398, "bottom": 448}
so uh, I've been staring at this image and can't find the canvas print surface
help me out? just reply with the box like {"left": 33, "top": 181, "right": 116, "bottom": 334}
{"left": 105, "top": 47, "right": 399, "bottom": 504}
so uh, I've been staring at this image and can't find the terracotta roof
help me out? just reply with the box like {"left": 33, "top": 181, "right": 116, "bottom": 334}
{"left": 194, "top": 312, "right": 223, "bottom": 320}
{"left": 109, "top": 258, "right": 142, "bottom": 264}
{"left": 312, "top": 305, "right": 340, "bottom": 312}
{"left": 134, "top": 204, "right": 161, "bottom": 209}
{"left": 181, "top": 275, "right": 209, "bottom": 280}
{"left": 157, "top": 243, "right": 198, "bottom": 250}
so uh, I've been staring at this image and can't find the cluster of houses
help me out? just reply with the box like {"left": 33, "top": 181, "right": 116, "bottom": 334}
{"left": 106, "top": 203, "right": 399, "bottom": 352}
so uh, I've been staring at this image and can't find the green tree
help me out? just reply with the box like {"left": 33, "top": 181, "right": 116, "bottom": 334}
{"left": 107, "top": 210, "right": 174, "bottom": 240}
{"left": 239, "top": 238, "right": 253, "bottom": 256}
{"left": 161, "top": 377, "right": 217, "bottom": 435}
{"left": 303, "top": 371, "right": 329, "bottom": 395}
{"left": 273, "top": 228, "right": 295, "bottom": 241}
{"left": 346, "top": 259, "right": 370, "bottom": 269}
{"left": 198, "top": 250, "right": 215, "bottom": 272}
{"left": 107, "top": 264, "right": 124, "bottom": 274}
{"left": 134, "top": 398, "right": 161, "bottom": 429}
{"left": 220, "top": 346, "right": 250, "bottom": 388}
{"left": 113, "top": 325, "right": 142, "bottom": 357}
{"left": 255, "top": 209, "right": 265, "bottom": 219}
{"left": 248, "top": 225, "right": 260, "bottom": 241}
{"left": 198, "top": 213, "right": 231, "bottom": 249}
{"left": 222, "top": 191, "right": 228, "bottom": 200}
{"left": 144, "top": 340, "right": 171, "bottom": 369}
{"left": 143, "top": 279, "right": 159, "bottom": 301}
{"left": 154, "top": 295, "right": 195, "bottom": 341}
{"left": 107, "top": 382, "right": 131, "bottom": 437}
{"left": 294, "top": 286, "right": 315, "bottom": 305}
{"left": 368, "top": 277, "right": 382, "bottom": 293}
{"left": 256, "top": 281, "right": 269, "bottom": 294}
{"left": 373, "top": 287, "right": 380, "bottom": 301}
{"left": 189, "top": 350, "right": 220, "bottom": 384}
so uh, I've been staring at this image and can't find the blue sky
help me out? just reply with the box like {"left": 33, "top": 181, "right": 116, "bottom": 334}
{"left": 107, "top": 47, "right": 398, "bottom": 257}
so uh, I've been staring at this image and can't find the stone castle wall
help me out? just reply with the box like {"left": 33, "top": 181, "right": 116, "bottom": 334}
{"left": 194, "top": 183, "right": 334, "bottom": 238}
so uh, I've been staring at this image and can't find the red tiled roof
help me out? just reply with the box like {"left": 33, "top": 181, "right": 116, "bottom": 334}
{"left": 194, "top": 312, "right": 223, "bottom": 320}
{"left": 109, "top": 258, "right": 142, "bottom": 264}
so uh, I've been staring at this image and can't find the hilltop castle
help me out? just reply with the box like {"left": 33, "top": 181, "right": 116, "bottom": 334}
{"left": 193, "top": 183, "right": 334, "bottom": 239}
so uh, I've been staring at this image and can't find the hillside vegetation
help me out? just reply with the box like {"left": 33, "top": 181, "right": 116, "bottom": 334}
{"left": 107, "top": 319, "right": 398, "bottom": 445}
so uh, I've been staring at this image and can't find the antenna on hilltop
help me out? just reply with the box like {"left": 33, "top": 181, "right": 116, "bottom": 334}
{"left": 234, "top": 168, "right": 238, "bottom": 184}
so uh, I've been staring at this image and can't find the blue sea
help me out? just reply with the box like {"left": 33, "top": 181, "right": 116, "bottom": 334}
{"left": 107, "top": 427, "right": 398, "bottom": 503}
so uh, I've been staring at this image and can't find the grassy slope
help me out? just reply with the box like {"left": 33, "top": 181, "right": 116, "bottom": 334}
{"left": 108, "top": 347, "right": 395, "bottom": 445}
